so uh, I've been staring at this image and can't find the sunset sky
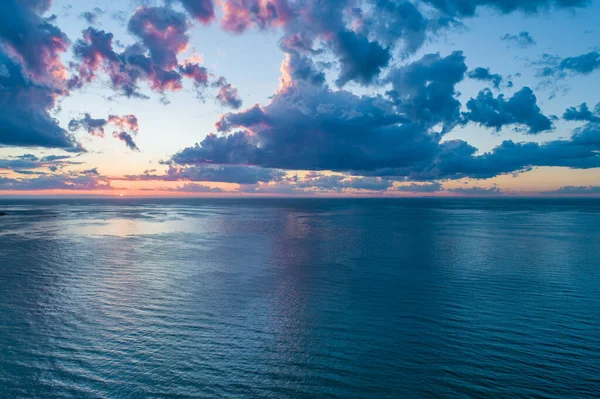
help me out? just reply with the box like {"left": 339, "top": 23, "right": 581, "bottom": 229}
{"left": 1, "top": 0, "right": 600, "bottom": 196}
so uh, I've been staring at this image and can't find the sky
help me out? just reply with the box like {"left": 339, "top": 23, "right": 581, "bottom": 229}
{"left": 1, "top": 0, "right": 600, "bottom": 197}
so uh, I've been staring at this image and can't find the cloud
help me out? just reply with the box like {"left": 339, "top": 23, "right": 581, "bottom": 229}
{"left": 169, "top": 183, "right": 223, "bottom": 193}
{"left": 558, "top": 51, "right": 600, "bottom": 75}
{"left": 69, "top": 26, "right": 185, "bottom": 97}
{"left": 177, "top": 0, "right": 215, "bottom": 24}
{"left": 344, "top": 177, "right": 393, "bottom": 191}
{"left": 0, "top": 2, "right": 81, "bottom": 149}
{"left": 422, "top": 0, "right": 589, "bottom": 17}
{"left": 173, "top": 68, "right": 439, "bottom": 172}
{"left": 178, "top": 61, "right": 209, "bottom": 89}
{"left": 0, "top": 0, "right": 69, "bottom": 83}
{"left": 396, "top": 182, "right": 443, "bottom": 192}
{"left": 296, "top": 175, "right": 393, "bottom": 191}
{"left": 113, "top": 132, "right": 140, "bottom": 151}
{"left": 563, "top": 103, "right": 600, "bottom": 122}
{"left": 0, "top": 51, "right": 77, "bottom": 149}
{"left": 169, "top": 42, "right": 600, "bottom": 186}
{"left": 68, "top": 113, "right": 109, "bottom": 137}
{"left": 462, "top": 87, "right": 553, "bottom": 134}
{"left": 0, "top": 171, "right": 111, "bottom": 191}
{"left": 537, "top": 51, "right": 600, "bottom": 79}
{"left": 220, "top": 0, "right": 291, "bottom": 33}
{"left": 108, "top": 115, "right": 139, "bottom": 133}
{"left": 405, "top": 124, "right": 600, "bottom": 180}
{"left": 448, "top": 186, "right": 502, "bottom": 195}
{"left": 501, "top": 31, "right": 536, "bottom": 48}
{"left": 331, "top": 30, "right": 391, "bottom": 87}
{"left": 69, "top": 113, "right": 140, "bottom": 150}
{"left": 0, "top": 154, "right": 80, "bottom": 171}
{"left": 467, "top": 67, "right": 503, "bottom": 89}
{"left": 69, "top": 21, "right": 238, "bottom": 102}
{"left": 359, "top": 0, "right": 429, "bottom": 54}
{"left": 213, "top": 77, "right": 243, "bottom": 109}
{"left": 80, "top": 8, "right": 103, "bottom": 25}
{"left": 239, "top": 174, "right": 394, "bottom": 193}
{"left": 219, "top": 0, "right": 430, "bottom": 86}
{"left": 544, "top": 185, "right": 600, "bottom": 195}
{"left": 128, "top": 7, "right": 190, "bottom": 70}
{"left": 123, "top": 164, "right": 285, "bottom": 184}
{"left": 213, "top": 0, "right": 590, "bottom": 89}
{"left": 386, "top": 51, "right": 467, "bottom": 133}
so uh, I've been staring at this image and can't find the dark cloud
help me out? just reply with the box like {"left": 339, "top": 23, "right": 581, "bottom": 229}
{"left": 501, "top": 31, "right": 536, "bottom": 48}
{"left": 70, "top": 20, "right": 239, "bottom": 102}
{"left": 407, "top": 124, "right": 600, "bottom": 180}
{"left": 128, "top": 7, "right": 189, "bottom": 70}
{"left": 467, "top": 67, "right": 503, "bottom": 89}
{"left": 168, "top": 37, "right": 600, "bottom": 187}
{"left": 174, "top": 116, "right": 600, "bottom": 184}
{"left": 213, "top": 77, "right": 243, "bottom": 109}
{"left": 171, "top": 52, "right": 470, "bottom": 175}
{"left": 175, "top": 58, "right": 443, "bottom": 172}
{"left": 462, "top": 87, "right": 553, "bottom": 134}
{"left": 68, "top": 113, "right": 108, "bottom": 137}
{"left": 331, "top": 30, "right": 391, "bottom": 87}
{"left": 113, "top": 132, "right": 140, "bottom": 151}
{"left": 82, "top": 167, "right": 99, "bottom": 175}
{"left": 537, "top": 51, "right": 600, "bottom": 79}
{"left": 0, "top": 0, "right": 69, "bottom": 82}
{"left": 386, "top": 51, "right": 467, "bottom": 132}
{"left": 563, "top": 103, "right": 600, "bottom": 122}
{"left": 0, "top": 51, "right": 77, "bottom": 149}
{"left": 178, "top": 62, "right": 209, "bottom": 89}
{"left": 422, "top": 0, "right": 589, "bottom": 17}
{"left": 177, "top": 0, "right": 215, "bottom": 24}
{"left": 214, "top": 0, "right": 590, "bottom": 89}
{"left": 360, "top": 0, "right": 429, "bottom": 53}
{"left": 220, "top": 0, "right": 428, "bottom": 86}
{"left": 70, "top": 27, "right": 120, "bottom": 86}
{"left": 0, "top": 2, "right": 82, "bottom": 149}
{"left": 69, "top": 25, "right": 185, "bottom": 97}
{"left": 558, "top": 51, "right": 600, "bottom": 75}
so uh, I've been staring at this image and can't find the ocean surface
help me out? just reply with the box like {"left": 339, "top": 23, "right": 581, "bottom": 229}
{"left": 0, "top": 198, "right": 599, "bottom": 398}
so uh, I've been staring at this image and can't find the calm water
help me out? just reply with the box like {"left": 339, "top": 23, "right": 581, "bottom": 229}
{"left": 0, "top": 198, "right": 599, "bottom": 398}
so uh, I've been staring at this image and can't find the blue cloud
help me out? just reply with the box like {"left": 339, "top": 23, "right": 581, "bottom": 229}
{"left": 563, "top": 103, "right": 600, "bottom": 122}
{"left": 462, "top": 87, "right": 553, "bottom": 134}
{"left": 501, "top": 32, "right": 536, "bottom": 48}
{"left": 467, "top": 67, "right": 504, "bottom": 89}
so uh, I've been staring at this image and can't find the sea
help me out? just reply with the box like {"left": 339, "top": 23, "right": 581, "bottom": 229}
{"left": 0, "top": 198, "right": 599, "bottom": 398}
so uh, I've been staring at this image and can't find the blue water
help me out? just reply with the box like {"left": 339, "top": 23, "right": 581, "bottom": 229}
{"left": 0, "top": 198, "right": 599, "bottom": 398}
